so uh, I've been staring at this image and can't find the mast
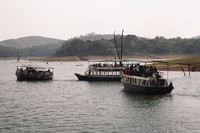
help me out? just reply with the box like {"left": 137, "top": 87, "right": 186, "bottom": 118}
{"left": 113, "top": 31, "right": 120, "bottom": 60}
{"left": 120, "top": 29, "right": 124, "bottom": 60}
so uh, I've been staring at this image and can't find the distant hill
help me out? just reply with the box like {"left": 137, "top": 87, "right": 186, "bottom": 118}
{"left": 0, "top": 34, "right": 118, "bottom": 57}
{"left": 0, "top": 36, "right": 65, "bottom": 57}
{"left": 0, "top": 45, "right": 23, "bottom": 57}
{"left": 0, "top": 36, "right": 64, "bottom": 49}
{"left": 2, "top": 34, "right": 200, "bottom": 58}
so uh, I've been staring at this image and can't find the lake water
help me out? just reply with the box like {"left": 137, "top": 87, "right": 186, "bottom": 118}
{"left": 0, "top": 60, "right": 200, "bottom": 132}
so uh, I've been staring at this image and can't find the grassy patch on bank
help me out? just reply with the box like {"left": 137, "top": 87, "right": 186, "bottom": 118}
{"left": 156, "top": 56, "right": 200, "bottom": 71}
{"left": 168, "top": 56, "right": 200, "bottom": 64}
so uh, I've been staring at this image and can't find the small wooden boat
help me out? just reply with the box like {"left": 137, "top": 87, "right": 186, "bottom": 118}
{"left": 121, "top": 62, "right": 174, "bottom": 94}
{"left": 16, "top": 65, "right": 54, "bottom": 81}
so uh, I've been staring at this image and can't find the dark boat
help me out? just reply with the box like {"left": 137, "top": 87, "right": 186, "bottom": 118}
{"left": 121, "top": 63, "right": 174, "bottom": 94}
{"left": 75, "top": 73, "right": 121, "bottom": 81}
{"left": 16, "top": 65, "right": 54, "bottom": 81}
{"left": 75, "top": 60, "right": 125, "bottom": 81}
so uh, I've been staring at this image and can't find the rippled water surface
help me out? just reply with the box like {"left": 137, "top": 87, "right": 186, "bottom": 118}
{"left": 0, "top": 60, "right": 200, "bottom": 132}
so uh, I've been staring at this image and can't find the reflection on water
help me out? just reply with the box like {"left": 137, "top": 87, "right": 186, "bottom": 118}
{"left": 0, "top": 60, "right": 200, "bottom": 132}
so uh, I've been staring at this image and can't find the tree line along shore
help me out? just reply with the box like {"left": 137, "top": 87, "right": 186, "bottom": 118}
{"left": 1, "top": 54, "right": 200, "bottom": 71}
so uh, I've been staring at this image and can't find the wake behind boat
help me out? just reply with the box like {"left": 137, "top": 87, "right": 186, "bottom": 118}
{"left": 121, "top": 62, "right": 174, "bottom": 94}
{"left": 16, "top": 64, "right": 54, "bottom": 81}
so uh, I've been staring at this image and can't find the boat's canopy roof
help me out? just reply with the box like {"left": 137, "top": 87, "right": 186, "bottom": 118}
{"left": 88, "top": 59, "right": 170, "bottom": 64}
{"left": 89, "top": 59, "right": 123, "bottom": 62}
{"left": 20, "top": 64, "right": 54, "bottom": 69}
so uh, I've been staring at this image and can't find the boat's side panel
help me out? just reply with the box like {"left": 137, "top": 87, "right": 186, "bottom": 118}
{"left": 17, "top": 76, "right": 53, "bottom": 81}
{"left": 75, "top": 73, "right": 121, "bottom": 81}
{"left": 123, "top": 82, "right": 173, "bottom": 94}
{"left": 16, "top": 71, "right": 53, "bottom": 81}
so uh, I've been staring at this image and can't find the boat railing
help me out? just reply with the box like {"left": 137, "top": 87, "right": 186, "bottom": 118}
{"left": 122, "top": 75, "right": 170, "bottom": 88}
{"left": 89, "top": 65, "right": 124, "bottom": 71}
{"left": 85, "top": 69, "right": 123, "bottom": 76}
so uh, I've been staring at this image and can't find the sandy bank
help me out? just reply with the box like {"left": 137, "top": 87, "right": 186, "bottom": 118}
{"left": 28, "top": 54, "right": 190, "bottom": 62}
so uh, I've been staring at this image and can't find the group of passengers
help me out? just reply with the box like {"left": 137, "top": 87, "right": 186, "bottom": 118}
{"left": 91, "top": 62, "right": 123, "bottom": 67}
{"left": 123, "top": 64, "right": 158, "bottom": 77}
{"left": 17, "top": 67, "right": 52, "bottom": 78}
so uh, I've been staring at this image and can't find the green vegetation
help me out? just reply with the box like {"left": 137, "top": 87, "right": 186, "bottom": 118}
{"left": 1, "top": 34, "right": 200, "bottom": 58}
{"left": 0, "top": 36, "right": 64, "bottom": 57}
{"left": 154, "top": 56, "right": 200, "bottom": 71}
{"left": 56, "top": 39, "right": 115, "bottom": 56}
{"left": 56, "top": 35, "right": 200, "bottom": 57}
{"left": 168, "top": 56, "right": 200, "bottom": 64}
{"left": 23, "top": 43, "right": 61, "bottom": 57}
{"left": 0, "top": 45, "right": 24, "bottom": 57}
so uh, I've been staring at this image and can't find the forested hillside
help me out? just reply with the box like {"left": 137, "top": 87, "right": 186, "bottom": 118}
{"left": 0, "top": 34, "right": 112, "bottom": 57}
{"left": 23, "top": 43, "right": 62, "bottom": 57}
{"left": 56, "top": 35, "right": 200, "bottom": 57}
{"left": 0, "top": 36, "right": 64, "bottom": 57}
{"left": 0, "top": 45, "right": 24, "bottom": 57}
{"left": 77, "top": 33, "right": 113, "bottom": 41}
{"left": 1, "top": 34, "right": 200, "bottom": 57}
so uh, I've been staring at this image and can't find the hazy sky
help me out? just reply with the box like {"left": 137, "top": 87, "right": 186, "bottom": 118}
{"left": 0, "top": 0, "right": 200, "bottom": 41}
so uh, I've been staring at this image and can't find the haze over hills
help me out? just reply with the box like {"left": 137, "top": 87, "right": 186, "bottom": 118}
{"left": 0, "top": 45, "right": 22, "bottom": 57}
{"left": 1, "top": 34, "right": 200, "bottom": 58}
{"left": 0, "top": 34, "right": 115, "bottom": 57}
{"left": 0, "top": 36, "right": 65, "bottom": 49}
{"left": 0, "top": 36, "right": 65, "bottom": 57}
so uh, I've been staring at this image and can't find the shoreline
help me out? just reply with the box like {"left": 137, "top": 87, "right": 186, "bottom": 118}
{"left": 1, "top": 54, "right": 200, "bottom": 71}
{"left": 0, "top": 54, "right": 189, "bottom": 61}
{"left": 28, "top": 54, "right": 190, "bottom": 62}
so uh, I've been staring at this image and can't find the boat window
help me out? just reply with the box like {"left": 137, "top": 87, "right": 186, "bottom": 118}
{"left": 142, "top": 80, "right": 146, "bottom": 86}
{"left": 105, "top": 71, "right": 108, "bottom": 75}
{"left": 97, "top": 71, "right": 100, "bottom": 75}
{"left": 131, "top": 78, "right": 134, "bottom": 84}
{"left": 114, "top": 71, "right": 116, "bottom": 75}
